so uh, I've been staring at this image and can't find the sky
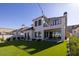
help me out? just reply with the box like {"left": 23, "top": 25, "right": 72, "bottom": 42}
{"left": 0, "top": 3, "right": 79, "bottom": 29}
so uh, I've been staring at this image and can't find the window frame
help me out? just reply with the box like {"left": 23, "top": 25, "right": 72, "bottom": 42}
{"left": 35, "top": 32, "right": 37, "bottom": 37}
{"left": 38, "top": 32, "right": 41, "bottom": 38}
{"left": 38, "top": 19, "right": 42, "bottom": 26}
{"left": 35, "top": 21, "right": 37, "bottom": 27}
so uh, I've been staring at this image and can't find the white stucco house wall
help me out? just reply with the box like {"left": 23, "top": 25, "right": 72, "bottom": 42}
{"left": 22, "top": 12, "right": 67, "bottom": 42}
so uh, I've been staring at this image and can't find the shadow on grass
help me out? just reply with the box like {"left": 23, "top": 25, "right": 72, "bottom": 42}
{"left": 0, "top": 40, "right": 62, "bottom": 55}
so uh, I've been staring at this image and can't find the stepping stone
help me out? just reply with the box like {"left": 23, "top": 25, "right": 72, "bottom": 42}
{"left": 26, "top": 48, "right": 36, "bottom": 52}
{"left": 18, "top": 45, "right": 27, "bottom": 49}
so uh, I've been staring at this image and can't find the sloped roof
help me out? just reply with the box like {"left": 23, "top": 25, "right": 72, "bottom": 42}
{"left": 32, "top": 16, "right": 47, "bottom": 21}
{"left": 67, "top": 24, "right": 79, "bottom": 33}
{"left": 18, "top": 27, "right": 29, "bottom": 32}
{"left": 22, "top": 27, "right": 34, "bottom": 32}
{"left": 11, "top": 27, "right": 29, "bottom": 33}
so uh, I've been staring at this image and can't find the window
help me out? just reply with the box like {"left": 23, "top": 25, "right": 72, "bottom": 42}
{"left": 47, "top": 32, "right": 48, "bottom": 37}
{"left": 56, "top": 18, "right": 59, "bottom": 25}
{"left": 58, "top": 19, "right": 61, "bottom": 24}
{"left": 44, "top": 32, "right": 48, "bottom": 38}
{"left": 25, "top": 33, "right": 27, "bottom": 39}
{"left": 53, "top": 20, "right": 55, "bottom": 26}
{"left": 44, "top": 32, "right": 46, "bottom": 38}
{"left": 56, "top": 18, "right": 61, "bottom": 25}
{"left": 38, "top": 32, "right": 41, "bottom": 37}
{"left": 35, "top": 21, "right": 37, "bottom": 26}
{"left": 54, "top": 20, "right": 57, "bottom": 25}
{"left": 35, "top": 32, "right": 37, "bottom": 37}
{"left": 38, "top": 20, "right": 42, "bottom": 26}
{"left": 53, "top": 19, "right": 61, "bottom": 26}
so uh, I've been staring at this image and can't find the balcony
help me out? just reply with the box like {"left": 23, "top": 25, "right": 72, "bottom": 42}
{"left": 43, "top": 23, "right": 62, "bottom": 30}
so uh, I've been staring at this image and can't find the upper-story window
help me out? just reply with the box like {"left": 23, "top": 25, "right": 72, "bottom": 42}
{"left": 58, "top": 19, "right": 61, "bottom": 24}
{"left": 53, "top": 20, "right": 55, "bottom": 26}
{"left": 52, "top": 18, "right": 61, "bottom": 26}
{"left": 35, "top": 21, "right": 37, "bottom": 27}
{"left": 38, "top": 20, "right": 42, "bottom": 26}
{"left": 54, "top": 20, "right": 57, "bottom": 25}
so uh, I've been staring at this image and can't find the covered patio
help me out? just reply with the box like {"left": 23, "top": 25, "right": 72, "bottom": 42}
{"left": 44, "top": 28, "right": 62, "bottom": 42}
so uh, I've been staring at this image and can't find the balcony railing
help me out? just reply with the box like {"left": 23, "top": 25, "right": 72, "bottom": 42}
{"left": 43, "top": 23, "right": 61, "bottom": 27}
{"left": 43, "top": 23, "right": 48, "bottom": 27}
{"left": 43, "top": 23, "right": 56, "bottom": 27}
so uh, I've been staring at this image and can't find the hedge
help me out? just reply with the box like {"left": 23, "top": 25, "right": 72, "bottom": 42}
{"left": 69, "top": 36, "right": 79, "bottom": 56}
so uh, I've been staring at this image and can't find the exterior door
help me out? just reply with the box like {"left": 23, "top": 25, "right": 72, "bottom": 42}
{"left": 24, "top": 33, "right": 26, "bottom": 40}
{"left": 49, "top": 32, "right": 52, "bottom": 39}
{"left": 27, "top": 33, "right": 30, "bottom": 40}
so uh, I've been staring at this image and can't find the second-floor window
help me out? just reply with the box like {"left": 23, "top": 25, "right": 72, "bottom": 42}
{"left": 38, "top": 20, "right": 42, "bottom": 26}
{"left": 35, "top": 21, "right": 37, "bottom": 27}
{"left": 52, "top": 19, "right": 61, "bottom": 26}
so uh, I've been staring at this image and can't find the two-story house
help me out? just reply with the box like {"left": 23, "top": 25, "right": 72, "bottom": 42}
{"left": 23, "top": 12, "right": 67, "bottom": 42}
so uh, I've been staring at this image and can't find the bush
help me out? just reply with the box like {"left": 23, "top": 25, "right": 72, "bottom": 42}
{"left": 69, "top": 36, "right": 79, "bottom": 55}
{"left": 66, "top": 32, "right": 70, "bottom": 38}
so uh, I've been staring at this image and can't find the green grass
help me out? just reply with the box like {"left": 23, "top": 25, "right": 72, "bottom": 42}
{"left": 0, "top": 40, "right": 67, "bottom": 56}
{"left": 0, "top": 46, "right": 30, "bottom": 56}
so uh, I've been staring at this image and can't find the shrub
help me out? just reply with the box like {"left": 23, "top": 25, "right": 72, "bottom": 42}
{"left": 69, "top": 36, "right": 79, "bottom": 55}
{"left": 66, "top": 32, "right": 70, "bottom": 38}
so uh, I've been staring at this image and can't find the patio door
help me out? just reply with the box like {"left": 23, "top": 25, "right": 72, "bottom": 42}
{"left": 25, "top": 33, "right": 26, "bottom": 39}
{"left": 27, "top": 33, "right": 30, "bottom": 40}
{"left": 49, "top": 32, "right": 52, "bottom": 39}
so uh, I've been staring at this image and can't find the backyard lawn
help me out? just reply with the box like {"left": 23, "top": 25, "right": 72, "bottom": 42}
{"left": 0, "top": 40, "right": 67, "bottom": 56}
